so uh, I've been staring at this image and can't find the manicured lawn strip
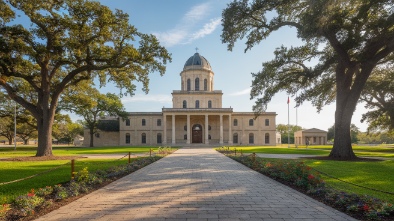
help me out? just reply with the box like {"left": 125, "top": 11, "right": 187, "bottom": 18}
{"left": 304, "top": 159, "right": 394, "bottom": 203}
{"left": 0, "top": 146, "right": 176, "bottom": 157}
{"left": 0, "top": 158, "right": 133, "bottom": 205}
{"left": 230, "top": 146, "right": 329, "bottom": 155}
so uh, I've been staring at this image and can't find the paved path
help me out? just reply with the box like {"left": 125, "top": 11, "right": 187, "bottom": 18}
{"left": 36, "top": 148, "right": 357, "bottom": 221}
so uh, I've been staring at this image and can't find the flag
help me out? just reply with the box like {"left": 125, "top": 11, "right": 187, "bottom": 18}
{"left": 287, "top": 96, "right": 290, "bottom": 104}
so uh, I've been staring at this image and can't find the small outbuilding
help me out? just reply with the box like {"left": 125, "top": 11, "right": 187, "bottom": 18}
{"left": 294, "top": 128, "right": 327, "bottom": 145}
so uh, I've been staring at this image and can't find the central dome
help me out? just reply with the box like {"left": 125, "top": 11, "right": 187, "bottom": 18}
{"left": 183, "top": 53, "right": 212, "bottom": 71}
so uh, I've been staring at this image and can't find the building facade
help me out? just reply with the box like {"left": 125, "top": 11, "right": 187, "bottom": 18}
{"left": 84, "top": 53, "right": 278, "bottom": 146}
{"left": 294, "top": 128, "right": 328, "bottom": 145}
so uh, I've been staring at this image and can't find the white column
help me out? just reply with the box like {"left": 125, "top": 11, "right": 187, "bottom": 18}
{"left": 205, "top": 114, "right": 209, "bottom": 144}
{"left": 220, "top": 114, "right": 223, "bottom": 144}
{"left": 163, "top": 114, "right": 167, "bottom": 144}
{"left": 228, "top": 115, "right": 233, "bottom": 144}
{"left": 187, "top": 114, "right": 190, "bottom": 144}
{"left": 172, "top": 114, "right": 176, "bottom": 144}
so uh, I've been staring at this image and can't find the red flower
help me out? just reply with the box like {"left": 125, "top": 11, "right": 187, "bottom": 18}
{"left": 363, "top": 204, "right": 370, "bottom": 211}
{"left": 307, "top": 174, "right": 315, "bottom": 180}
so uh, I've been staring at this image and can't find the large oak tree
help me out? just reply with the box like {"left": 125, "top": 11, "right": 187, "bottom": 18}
{"left": 221, "top": 0, "right": 394, "bottom": 159}
{"left": 0, "top": 0, "right": 171, "bottom": 156}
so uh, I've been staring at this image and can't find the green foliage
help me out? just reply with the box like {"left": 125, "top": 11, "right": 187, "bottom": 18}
{"left": 360, "top": 67, "right": 394, "bottom": 133}
{"left": 12, "top": 189, "right": 45, "bottom": 216}
{"left": 0, "top": 0, "right": 171, "bottom": 156}
{"left": 276, "top": 124, "right": 302, "bottom": 144}
{"left": 221, "top": 0, "right": 394, "bottom": 159}
{"left": 97, "top": 120, "right": 120, "bottom": 132}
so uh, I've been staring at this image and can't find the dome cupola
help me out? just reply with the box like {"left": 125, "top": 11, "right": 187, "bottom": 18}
{"left": 183, "top": 53, "right": 212, "bottom": 71}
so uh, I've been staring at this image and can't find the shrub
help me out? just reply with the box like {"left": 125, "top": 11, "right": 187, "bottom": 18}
{"left": 12, "top": 189, "right": 44, "bottom": 216}
{"left": 53, "top": 184, "right": 68, "bottom": 201}
{"left": 35, "top": 186, "right": 53, "bottom": 197}
{"left": 0, "top": 204, "right": 10, "bottom": 219}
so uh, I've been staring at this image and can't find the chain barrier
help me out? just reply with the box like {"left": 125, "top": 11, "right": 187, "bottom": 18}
{"left": 311, "top": 167, "right": 394, "bottom": 195}
{"left": 0, "top": 162, "right": 71, "bottom": 186}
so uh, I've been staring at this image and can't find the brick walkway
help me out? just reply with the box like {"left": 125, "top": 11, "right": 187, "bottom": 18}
{"left": 36, "top": 148, "right": 357, "bottom": 221}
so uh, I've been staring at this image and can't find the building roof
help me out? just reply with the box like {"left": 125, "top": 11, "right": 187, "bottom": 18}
{"left": 297, "top": 128, "right": 327, "bottom": 133}
{"left": 183, "top": 53, "right": 212, "bottom": 71}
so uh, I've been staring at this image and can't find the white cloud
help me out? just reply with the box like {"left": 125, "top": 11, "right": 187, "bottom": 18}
{"left": 187, "top": 18, "right": 221, "bottom": 43}
{"left": 121, "top": 94, "right": 172, "bottom": 104}
{"left": 229, "top": 88, "right": 251, "bottom": 96}
{"left": 154, "top": 3, "right": 220, "bottom": 47}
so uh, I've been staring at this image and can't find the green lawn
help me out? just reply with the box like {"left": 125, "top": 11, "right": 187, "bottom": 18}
{"left": 0, "top": 146, "right": 174, "bottom": 204}
{"left": 0, "top": 145, "right": 174, "bottom": 157}
{"left": 230, "top": 145, "right": 394, "bottom": 203}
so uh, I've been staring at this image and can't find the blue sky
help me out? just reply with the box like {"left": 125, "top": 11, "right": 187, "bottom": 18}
{"left": 95, "top": 0, "right": 368, "bottom": 132}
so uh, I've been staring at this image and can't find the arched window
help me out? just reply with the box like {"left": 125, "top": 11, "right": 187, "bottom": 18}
{"left": 265, "top": 133, "right": 270, "bottom": 144}
{"left": 125, "top": 119, "right": 130, "bottom": 126}
{"left": 157, "top": 133, "right": 162, "bottom": 144}
{"left": 157, "top": 119, "right": 161, "bottom": 126}
{"left": 184, "top": 125, "right": 187, "bottom": 131}
{"left": 233, "top": 119, "right": 238, "bottom": 126}
{"left": 208, "top": 100, "right": 212, "bottom": 108}
{"left": 183, "top": 100, "right": 187, "bottom": 108}
{"left": 265, "top": 119, "right": 270, "bottom": 126}
{"left": 195, "top": 78, "right": 200, "bottom": 91}
{"left": 204, "top": 79, "right": 207, "bottom": 91}
{"left": 208, "top": 135, "right": 211, "bottom": 140}
{"left": 184, "top": 134, "right": 187, "bottom": 140}
{"left": 141, "top": 133, "right": 146, "bottom": 144}
{"left": 125, "top": 133, "right": 130, "bottom": 144}
{"left": 195, "top": 100, "right": 200, "bottom": 108}
{"left": 249, "top": 119, "right": 254, "bottom": 126}
{"left": 233, "top": 133, "right": 238, "bottom": 143}
{"left": 187, "top": 79, "right": 191, "bottom": 91}
{"left": 142, "top": 119, "right": 146, "bottom": 126}
{"left": 249, "top": 133, "right": 254, "bottom": 144}
{"left": 208, "top": 125, "right": 211, "bottom": 130}
{"left": 182, "top": 80, "right": 184, "bottom": 90}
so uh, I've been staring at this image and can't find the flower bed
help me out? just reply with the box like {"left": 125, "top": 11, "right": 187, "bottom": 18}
{"left": 217, "top": 147, "right": 394, "bottom": 221}
{"left": 1, "top": 156, "right": 163, "bottom": 221}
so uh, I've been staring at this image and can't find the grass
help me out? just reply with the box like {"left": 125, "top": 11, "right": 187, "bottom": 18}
{"left": 231, "top": 145, "right": 394, "bottom": 203}
{"left": 0, "top": 145, "right": 174, "bottom": 157}
{"left": 0, "top": 145, "right": 175, "bottom": 205}
{"left": 304, "top": 159, "right": 394, "bottom": 203}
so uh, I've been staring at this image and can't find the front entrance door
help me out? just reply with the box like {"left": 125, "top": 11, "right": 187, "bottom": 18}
{"left": 192, "top": 124, "right": 203, "bottom": 143}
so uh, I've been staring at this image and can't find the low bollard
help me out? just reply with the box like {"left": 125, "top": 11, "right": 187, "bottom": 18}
{"left": 128, "top": 152, "right": 131, "bottom": 164}
{"left": 71, "top": 159, "right": 75, "bottom": 180}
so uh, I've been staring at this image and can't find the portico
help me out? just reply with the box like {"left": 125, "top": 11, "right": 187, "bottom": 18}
{"left": 162, "top": 108, "right": 233, "bottom": 145}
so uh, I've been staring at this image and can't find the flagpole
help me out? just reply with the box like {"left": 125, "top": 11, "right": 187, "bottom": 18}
{"left": 287, "top": 96, "right": 290, "bottom": 148}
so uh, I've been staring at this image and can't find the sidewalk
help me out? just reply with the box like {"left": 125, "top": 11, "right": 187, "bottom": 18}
{"left": 36, "top": 148, "right": 357, "bottom": 221}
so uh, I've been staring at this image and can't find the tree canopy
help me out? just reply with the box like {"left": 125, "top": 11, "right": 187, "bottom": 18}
{"left": 0, "top": 0, "right": 171, "bottom": 156}
{"left": 221, "top": 0, "right": 394, "bottom": 159}
{"left": 360, "top": 67, "right": 394, "bottom": 133}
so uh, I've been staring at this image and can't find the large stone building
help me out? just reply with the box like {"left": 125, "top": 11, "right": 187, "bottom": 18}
{"left": 84, "top": 53, "right": 278, "bottom": 146}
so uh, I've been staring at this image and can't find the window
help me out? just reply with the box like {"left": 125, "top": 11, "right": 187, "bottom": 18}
{"left": 208, "top": 100, "right": 212, "bottom": 108}
{"left": 184, "top": 134, "right": 187, "bottom": 140}
{"left": 125, "top": 133, "right": 130, "bottom": 144}
{"left": 265, "top": 119, "right": 269, "bottom": 126}
{"left": 233, "top": 119, "right": 238, "bottom": 126}
{"left": 141, "top": 133, "right": 146, "bottom": 144}
{"left": 249, "top": 133, "right": 254, "bottom": 144}
{"left": 208, "top": 135, "right": 211, "bottom": 140}
{"left": 233, "top": 133, "right": 238, "bottom": 143}
{"left": 195, "top": 100, "right": 200, "bottom": 108}
{"left": 249, "top": 119, "right": 254, "bottom": 126}
{"left": 183, "top": 100, "right": 187, "bottom": 108}
{"left": 204, "top": 79, "right": 207, "bottom": 91}
{"left": 195, "top": 78, "right": 199, "bottom": 91}
{"left": 95, "top": 133, "right": 100, "bottom": 138}
{"left": 184, "top": 125, "right": 187, "bottom": 131}
{"left": 208, "top": 125, "right": 211, "bottom": 130}
{"left": 157, "top": 119, "right": 161, "bottom": 126}
{"left": 182, "top": 80, "right": 184, "bottom": 90}
{"left": 157, "top": 133, "right": 162, "bottom": 144}
{"left": 125, "top": 119, "right": 130, "bottom": 126}
{"left": 142, "top": 119, "right": 146, "bottom": 126}
{"left": 265, "top": 133, "right": 270, "bottom": 144}
{"left": 187, "top": 79, "right": 191, "bottom": 91}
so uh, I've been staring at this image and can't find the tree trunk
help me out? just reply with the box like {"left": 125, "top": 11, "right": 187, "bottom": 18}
{"left": 36, "top": 111, "right": 54, "bottom": 156}
{"left": 89, "top": 127, "right": 94, "bottom": 147}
